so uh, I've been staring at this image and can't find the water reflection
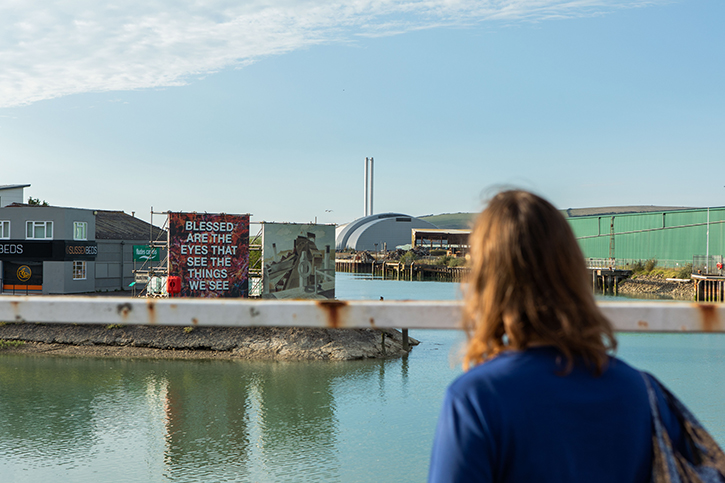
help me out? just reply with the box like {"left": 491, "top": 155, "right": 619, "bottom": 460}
{"left": 0, "top": 354, "right": 400, "bottom": 482}
{"left": 0, "top": 356, "right": 100, "bottom": 460}
{"left": 159, "top": 362, "right": 252, "bottom": 481}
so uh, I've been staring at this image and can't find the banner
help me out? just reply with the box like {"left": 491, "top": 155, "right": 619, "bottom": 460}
{"left": 168, "top": 212, "right": 249, "bottom": 298}
{"left": 262, "top": 223, "right": 335, "bottom": 299}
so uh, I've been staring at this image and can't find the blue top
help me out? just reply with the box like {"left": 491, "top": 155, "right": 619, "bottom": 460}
{"left": 429, "top": 346, "right": 683, "bottom": 483}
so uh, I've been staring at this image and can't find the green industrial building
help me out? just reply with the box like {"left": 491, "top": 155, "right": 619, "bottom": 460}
{"left": 567, "top": 206, "right": 725, "bottom": 271}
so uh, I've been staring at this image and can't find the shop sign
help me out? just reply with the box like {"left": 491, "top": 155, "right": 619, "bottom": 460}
{"left": 0, "top": 241, "right": 97, "bottom": 261}
{"left": 133, "top": 245, "right": 160, "bottom": 262}
{"left": 64, "top": 242, "right": 98, "bottom": 258}
{"left": 0, "top": 241, "right": 52, "bottom": 259}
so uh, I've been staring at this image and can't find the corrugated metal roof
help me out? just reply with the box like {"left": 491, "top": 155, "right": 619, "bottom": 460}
{"left": 0, "top": 184, "right": 31, "bottom": 191}
{"left": 564, "top": 206, "right": 694, "bottom": 217}
{"left": 95, "top": 210, "right": 166, "bottom": 241}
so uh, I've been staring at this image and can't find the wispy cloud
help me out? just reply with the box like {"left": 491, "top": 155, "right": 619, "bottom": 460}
{"left": 0, "top": 0, "right": 667, "bottom": 108}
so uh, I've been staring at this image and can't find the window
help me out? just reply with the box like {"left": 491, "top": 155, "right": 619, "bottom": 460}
{"left": 74, "top": 222, "right": 87, "bottom": 241}
{"left": 0, "top": 221, "right": 9, "bottom": 239}
{"left": 73, "top": 261, "right": 86, "bottom": 280}
{"left": 26, "top": 221, "right": 53, "bottom": 239}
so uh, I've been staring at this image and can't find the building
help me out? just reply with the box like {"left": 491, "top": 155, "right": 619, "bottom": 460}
{"left": 411, "top": 228, "right": 471, "bottom": 254}
{"left": 335, "top": 213, "right": 437, "bottom": 252}
{"left": 0, "top": 203, "right": 98, "bottom": 294}
{"left": 567, "top": 206, "right": 723, "bottom": 271}
{"left": 95, "top": 210, "right": 167, "bottom": 292}
{"left": 0, "top": 188, "right": 165, "bottom": 294}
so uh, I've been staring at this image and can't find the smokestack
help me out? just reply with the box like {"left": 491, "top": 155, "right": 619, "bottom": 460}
{"left": 369, "top": 157, "right": 373, "bottom": 216}
{"left": 363, "top": 156, "right": 374, "bottom": 217}
{"left": 364, "top": 157, "right": 369, "bottom": 217}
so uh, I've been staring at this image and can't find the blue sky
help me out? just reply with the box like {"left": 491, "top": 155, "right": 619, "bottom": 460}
{"left": 1, "top": 0, "right": 723, "bottom": 226}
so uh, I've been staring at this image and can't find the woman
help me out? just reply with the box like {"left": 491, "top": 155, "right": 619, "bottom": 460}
{"left": 429, "top": 190, "right": 685, "bottom": 483}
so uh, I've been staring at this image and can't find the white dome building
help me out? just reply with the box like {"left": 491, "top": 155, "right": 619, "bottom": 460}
{"left": 335, "top": 213, "right": 437, "bottom": 252}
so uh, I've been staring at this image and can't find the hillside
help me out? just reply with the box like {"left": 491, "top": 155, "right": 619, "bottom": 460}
{"left": 419, "top": 212, "right": 476, "bottom": 229}
{"left": 419, "top": 205, "right": 694, "bottom": 230}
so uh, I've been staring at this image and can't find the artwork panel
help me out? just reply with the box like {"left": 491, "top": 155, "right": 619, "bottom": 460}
{"left": 168, "top": 212, "right": 249, "bottom": 298}
{"left": 262, "top": 223, "right": 335, "bottom": 300}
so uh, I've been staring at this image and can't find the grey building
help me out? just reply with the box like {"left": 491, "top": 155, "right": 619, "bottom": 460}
{"left": 0, "top": 204, "right": 97, "bottom": 294}
{"left": 0, "top": 201, "right": 165, "bottom": 295}
{"left": 335, "top": 213, "right": 438, "bottom": 252}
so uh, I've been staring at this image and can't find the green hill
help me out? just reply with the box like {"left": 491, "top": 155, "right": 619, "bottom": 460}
{"left": 419, "top": 212, "right": 476, "bottom": 229}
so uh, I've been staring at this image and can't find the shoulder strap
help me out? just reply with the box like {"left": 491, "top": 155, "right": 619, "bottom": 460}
{"left": 642, "top": 372, "right": 703, "bottom": 467}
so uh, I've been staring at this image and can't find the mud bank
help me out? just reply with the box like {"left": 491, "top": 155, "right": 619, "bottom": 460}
{"left": 0, "top": 324, "right": 419, "bottom": 361}
{"left": 616, "top": 275, "right": 693, "bottom": 301}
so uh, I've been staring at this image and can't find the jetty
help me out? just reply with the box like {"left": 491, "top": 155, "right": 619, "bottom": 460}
{"left": 692, "top": 274, "right": 725, "bottom": 302}
{"left": 588, "top": 268, "right": 633, "bottom": 296}
{"left": 335, "top": 258, "right": 468, "bottom": 282}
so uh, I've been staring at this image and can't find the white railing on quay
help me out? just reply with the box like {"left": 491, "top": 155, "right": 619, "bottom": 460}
{"left": 0, "top": 296, "right": 724, "bottom": 333}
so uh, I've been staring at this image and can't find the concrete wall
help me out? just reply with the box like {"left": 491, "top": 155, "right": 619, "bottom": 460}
{"left": 95, "top": 240, "right": 131, "bottom": 291}
{"left": 43, "top": 261, "right": 95, "bottom": 294}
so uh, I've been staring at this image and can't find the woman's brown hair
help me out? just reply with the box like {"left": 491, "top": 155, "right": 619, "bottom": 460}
{"left": 462, "top": 190, "right": 616, "bottom": 374}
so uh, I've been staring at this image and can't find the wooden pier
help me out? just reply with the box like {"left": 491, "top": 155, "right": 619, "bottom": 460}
{"left": 335, "top": 259, "right": 374, "bottom": 273}
{"left": 588, "top": 268, "right": 632, "bottom": 296}
{"left": 335, "top": 259, "right": 468, "bottom": 282}
{"left": 692, "top": 275, "right": 725, "bottom": 302}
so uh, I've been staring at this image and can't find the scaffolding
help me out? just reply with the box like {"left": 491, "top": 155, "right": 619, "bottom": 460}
{"left": 131, "top": 208, "right": 170, "bottom": 297}
{"left": 132, "top": 209, "right": 263, "bottom": 298}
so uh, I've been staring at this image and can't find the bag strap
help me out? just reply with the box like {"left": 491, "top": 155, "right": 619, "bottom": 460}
{"left": 642, "top": 372, "right": 702, "bottom": 467}
{"left": 642, "top": 372, "right": 683, "bottom": 478}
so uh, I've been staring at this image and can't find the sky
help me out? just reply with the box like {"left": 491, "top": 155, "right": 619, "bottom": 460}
{"left": 1, "top": 0, "right": 723, "bottom": 227}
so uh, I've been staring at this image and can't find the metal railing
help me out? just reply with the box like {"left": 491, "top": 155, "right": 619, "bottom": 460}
{"left": 0, "top": 297, "right": 723, "bottom": 333}
{"left": 586, "top": 258, "right": 691, "bottom": 269}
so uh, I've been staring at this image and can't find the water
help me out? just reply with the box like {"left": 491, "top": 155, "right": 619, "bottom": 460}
{"left": 1, "top": 273, "right": 724, "bottom": 482}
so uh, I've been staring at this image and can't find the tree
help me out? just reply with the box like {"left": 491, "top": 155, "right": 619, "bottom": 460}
{"left": 27, "top": 197, "right": 49, "bottom": 206}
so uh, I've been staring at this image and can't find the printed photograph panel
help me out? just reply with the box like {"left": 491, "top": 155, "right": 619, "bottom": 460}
{"left": 262, "top": 223, "right": 335, "bottom": 299}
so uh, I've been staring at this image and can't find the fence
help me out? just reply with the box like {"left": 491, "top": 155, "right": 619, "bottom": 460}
{"left": 692, "top": 255, "right": 724, "bottom": 276}
{"left": 586, "top": 258, "right": 691, "bottom": 270}
{"left": 0, "top": 297, "right": 723, "bottom": 333}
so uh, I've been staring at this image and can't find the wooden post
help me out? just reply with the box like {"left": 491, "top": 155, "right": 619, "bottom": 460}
{"left": 695, "top": 280, "right": 699, "bottom": 301}
{"left": 402, "top": 329, "right": 409, "bottom": 351}
{"left": 381, "top": 331, "right": 386, "bottom": 355}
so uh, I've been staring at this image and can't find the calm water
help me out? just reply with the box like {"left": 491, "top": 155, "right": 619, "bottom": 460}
{"left": 1, "top": 273, "right": 724, "bottom": 482}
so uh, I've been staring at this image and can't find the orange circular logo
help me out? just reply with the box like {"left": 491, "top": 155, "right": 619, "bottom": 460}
{"left": 17, "top": 265, "right": 32, "bottom": 282}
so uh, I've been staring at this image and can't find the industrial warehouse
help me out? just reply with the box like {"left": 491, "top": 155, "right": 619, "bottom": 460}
{"left": 566, "top": 205, "right": 725, "bottom": 273}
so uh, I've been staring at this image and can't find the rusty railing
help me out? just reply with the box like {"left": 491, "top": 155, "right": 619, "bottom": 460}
{"left": 0, "top": 297, "right": 724, "bottom": 332}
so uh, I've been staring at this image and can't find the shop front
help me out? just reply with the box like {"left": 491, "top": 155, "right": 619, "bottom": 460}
{"left": 0, "top": 240, "right": 97, "bottom": 295}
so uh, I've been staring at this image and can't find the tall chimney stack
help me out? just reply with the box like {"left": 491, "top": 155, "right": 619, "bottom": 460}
{"left": 363, "top": 157, "right": 374, "bottom": 217}
{"left": 364, "top": 157, "right": 369, "bottom": 217}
